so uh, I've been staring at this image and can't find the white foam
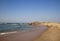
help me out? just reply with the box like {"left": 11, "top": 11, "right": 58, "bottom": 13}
{"left": 0, "top": 31, "right": 17, "bottom": 35}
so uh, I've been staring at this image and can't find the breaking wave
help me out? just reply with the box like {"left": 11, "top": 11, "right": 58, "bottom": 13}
{"left": 0, "top": 31, "right": 17, "bottom": 35}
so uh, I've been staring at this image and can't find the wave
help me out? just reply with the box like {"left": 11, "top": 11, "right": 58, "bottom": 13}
{"left": 0, "top": 31, "right": 17, "bottom": 35}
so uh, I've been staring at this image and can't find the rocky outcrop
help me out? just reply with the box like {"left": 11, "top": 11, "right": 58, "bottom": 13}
{"left": 28, "top": 22, "right": 60, "bottom": 27}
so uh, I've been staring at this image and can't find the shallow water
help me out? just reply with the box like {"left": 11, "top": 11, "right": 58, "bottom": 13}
{"left": 0, "top": 24, "right": 33, "bottom": 33}
{"left": 0, "top": 23, "right": 48, "bottom": 35}
{"left": 0, "top": 24, "right": 48, "bottom": 41}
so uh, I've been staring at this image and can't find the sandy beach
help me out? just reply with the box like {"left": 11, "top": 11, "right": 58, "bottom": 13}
{"left": 0, "top": 26, "right": 48, "bottom": 41}
{"left": 33, "top": 26, "right": 60, "bottom": 41}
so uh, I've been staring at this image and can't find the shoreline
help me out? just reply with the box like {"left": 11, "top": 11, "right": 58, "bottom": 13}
{"left": 0, "top": 25, "right": 47, "bottom": 35}
{"left": 0, "top": 26, "right": 48, "bottom": 41}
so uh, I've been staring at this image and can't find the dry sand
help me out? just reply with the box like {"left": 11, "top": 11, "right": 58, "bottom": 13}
{"left": 0, "top": 26, "right": 48, "bottom": 41}
{"left": 33, "top": 26, "right": 60, "bottom": 41}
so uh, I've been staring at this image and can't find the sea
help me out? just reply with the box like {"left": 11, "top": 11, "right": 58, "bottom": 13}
{"left": 0, "top": 23, "right": 47, "bottom": 35}
{"left": 0, "top": 23, "right": 37, "bottom": 35}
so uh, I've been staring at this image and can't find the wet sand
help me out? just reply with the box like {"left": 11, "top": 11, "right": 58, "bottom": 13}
{"left": 0, "top": 26, "right": 48, "bottom": 41}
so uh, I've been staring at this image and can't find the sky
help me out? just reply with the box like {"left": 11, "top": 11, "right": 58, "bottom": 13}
{"left": 0, "top": 0, "right": 60, "bottom": 23}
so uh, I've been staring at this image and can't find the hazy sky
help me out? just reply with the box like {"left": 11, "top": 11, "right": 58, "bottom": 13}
{"left": 0, "top": 0, "right": 60, "bottom": 23}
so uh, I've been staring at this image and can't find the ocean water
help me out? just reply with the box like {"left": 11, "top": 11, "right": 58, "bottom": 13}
{"left": 0, "top": 23, "right": 48, "bottom": 35}
{"left": 0, "top": 23, "right": 33, "bottom": 33}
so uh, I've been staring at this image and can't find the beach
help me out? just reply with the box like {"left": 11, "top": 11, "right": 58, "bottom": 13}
{"left": 0, "top": 0, "right": 60, "bottom": 41}
{"left": 33, "top": 26, "right": 60, "bottom": 41}
{"left": 0, "top": 22, "right": 60, "bottom": 41}
{"left": 0, "top": 26, "right": 48, "bottom": 41}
